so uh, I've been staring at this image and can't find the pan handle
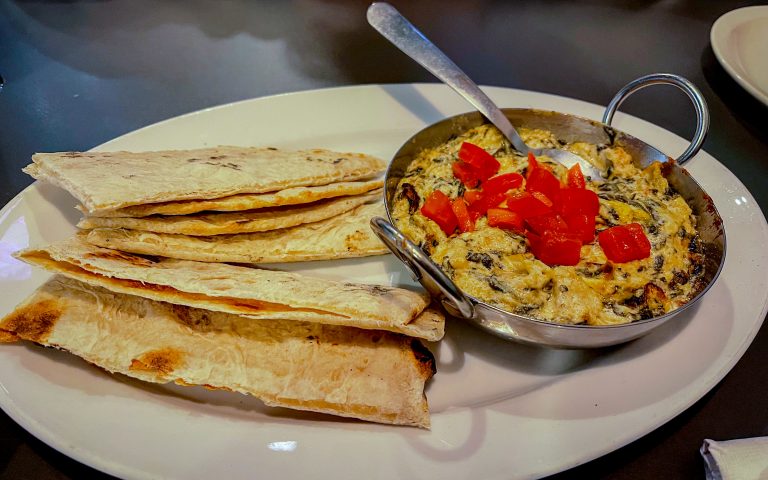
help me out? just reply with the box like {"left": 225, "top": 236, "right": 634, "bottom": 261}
{"left": 602, "top": 73, "right": 709, "bottom": 165}
{"left": 370, "top": 217, "right": 475, "bottom": 319}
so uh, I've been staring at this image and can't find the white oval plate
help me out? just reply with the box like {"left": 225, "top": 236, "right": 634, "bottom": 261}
{"left": 1, "top": 84, "right": 767, "bottom": 480}
{"left": 711, "top": 5, "right": 768, "bottom": 106}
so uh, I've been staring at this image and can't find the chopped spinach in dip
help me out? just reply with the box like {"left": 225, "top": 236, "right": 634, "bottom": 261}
{"left": 391, "top": 124, "right": 706, "bottom": 325}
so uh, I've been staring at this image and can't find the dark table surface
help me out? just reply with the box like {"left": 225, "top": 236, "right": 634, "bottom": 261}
{"left": 1, "top": 1, "right": 767, "bottom": 478}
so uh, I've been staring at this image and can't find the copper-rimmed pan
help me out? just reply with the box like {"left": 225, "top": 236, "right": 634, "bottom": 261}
{"left": 370, "top": 74, "right": 726, "bottom": 349}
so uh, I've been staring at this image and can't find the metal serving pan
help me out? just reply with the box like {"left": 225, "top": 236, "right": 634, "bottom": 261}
{"left": 370, "top": 74, "right": 726, "bottom": 348}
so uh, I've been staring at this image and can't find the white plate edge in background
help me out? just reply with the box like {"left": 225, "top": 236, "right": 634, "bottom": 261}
{"left": 711, "top": 5, "right": 768, "bottom": 106}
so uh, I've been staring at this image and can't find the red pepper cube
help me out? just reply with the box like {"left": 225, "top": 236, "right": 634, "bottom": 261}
{"left": 526, "top": 152, "right": 539, "bottom": 179}
{"left": 420, "top": 190, "right": 458, "bottom": 236}
{"left": 487, "top": 208, "right": 525, "bottom": 232}
{"left": 526, "top": 231, "right": 543, "bottom": 257}
{"left": 563, "top": 213, "right": 596, "bottom": 244}
{"left": 623, "top": 222, "right": 652, "bottom": 258}
{"left": 530, "top": 191, "right": 554, "bottom": 208}
{"left": 527, "top": 230, "right": 582, "bottom": 266}
{"left": 462, "top": 191, "right": 483, "bottom": 221}
{"left": 567, "top": 164, "right": 586, "bottom": 189}
{"left": 459, "top": 142, "right": 500, "bottom": 180}
{"left": 470, "top": 190, "right": 508, "bottom": 216}
{"left": 483, "top": 172, "right": 524, "bottom": 197}
{"left": 525, "top": 213, "right": 569, "bottom": 236}
{"left": 598, "top": 229, "right": 635, "bottom": 263}
{"left": 525, "top": 166, "right": 562, "bottom": 202}
{"left": 506, "top": 191, "right": 553, "bottom": 218}
{"left": 598, "top": 223, "right": 652, "bottom": 263}
{"left": 557, "top": 187, "right": 600, "bottom": 217}
{"left": 451, "top": 197, "right": 475, "bottom": 233}
{"left": 452, "top": 161, "right": 482, "bottom": 188}
{"left": 463, "top": 190, "right": 483, "bottom": 204}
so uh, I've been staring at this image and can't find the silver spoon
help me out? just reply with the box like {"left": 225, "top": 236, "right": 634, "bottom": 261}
{"left": 367, "top": 2, "right": 604, "bottom": 179}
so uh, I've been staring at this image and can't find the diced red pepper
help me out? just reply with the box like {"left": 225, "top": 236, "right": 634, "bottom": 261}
{"left": 452, "top": 161, "right": 482, "bottom": 188}
{"left": 468, "top": 190, "right": 507, "bottom": 216}
{"left": 462, "top": 190, "right": 484, "bottom": 221}
{"left": 526, "top": 152, "right": 539, "bottom": 179}
{"left": 525, "top": 213, "right": 569, "bottom": 236}
{"left": 563, "top": 213, "right": 596, "bottom": 243}
{"left": 557, "top": 187, "right": 600, "bottom": 217}
{"left": 487, "top": 208, "right": 525, "bottom": 232}
{"left": 531, "top": 191, "right": 554, "bottom": 208}
{"left": 598, "top": 223, "right": 652, "bottom": 263}
{"left": 527, "top": 230, "right": 582, "bottom": 266}
{"left": 526, "top": 165, "right": 561, "bottom": 202}
{"left": 458, "top": 142, "right": 500, "bottom": 180}
{"left": 451, "top": 197, "right": 475, "bottom": 233}
{"left": 420, "top": 190, "right": 457, "bottom": 235}
{"left": 463, "top": 190, "right": 483, "bottom": 204}
{"left": 599, "top": 228, "right": 635, "bottom": 263}
{"left": 620, "top": 223, "right": 652, "bottom": 261}
{"left": 624, "top": 223, "right": 652, "bottom": 255}
{"left": 506, "top": 191, "right": 552, "bottom": 218}
{"left": 567, "top": 164, "right": 586, "bottom": 189}
{"left": 483, "top": 172, "right": 524, "bottom": 196}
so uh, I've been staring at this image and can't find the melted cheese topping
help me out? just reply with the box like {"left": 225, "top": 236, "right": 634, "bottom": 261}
{"left": 392, "top": 125, "right": 706, "bottom": 326}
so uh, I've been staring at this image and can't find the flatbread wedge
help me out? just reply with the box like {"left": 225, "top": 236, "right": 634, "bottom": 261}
{"left": 0, "top": 276, "right": 435, "bottom": 428}
{"left": 77, "top": 191, "right": 380, "bottom": 236}
{"left": 87, "top": 179, "right": 384, "bottom": 217}
{"left": 25, "top": 146, "right": 386, "bottom": 213}
{"left": 84, "top": 201, "right": 390, "bottom": 263}
{"left": 16, "top": 237, "right": 445, "bottom": 341}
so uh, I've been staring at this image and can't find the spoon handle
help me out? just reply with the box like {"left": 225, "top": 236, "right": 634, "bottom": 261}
{"left": 367, "top": 2, "right": 530, "bottom": 154}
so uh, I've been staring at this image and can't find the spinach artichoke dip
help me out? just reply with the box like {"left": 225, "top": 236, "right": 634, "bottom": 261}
{"left": 391, "top": 124, "right": 706, "bottom": 326}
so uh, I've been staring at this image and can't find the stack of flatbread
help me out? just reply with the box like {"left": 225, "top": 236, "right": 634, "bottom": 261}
{"left": 25, "top": 146, "right": 391, "bottom": 263}
{"left": 1, "top": 146, "right": 445, "bottom": 428}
